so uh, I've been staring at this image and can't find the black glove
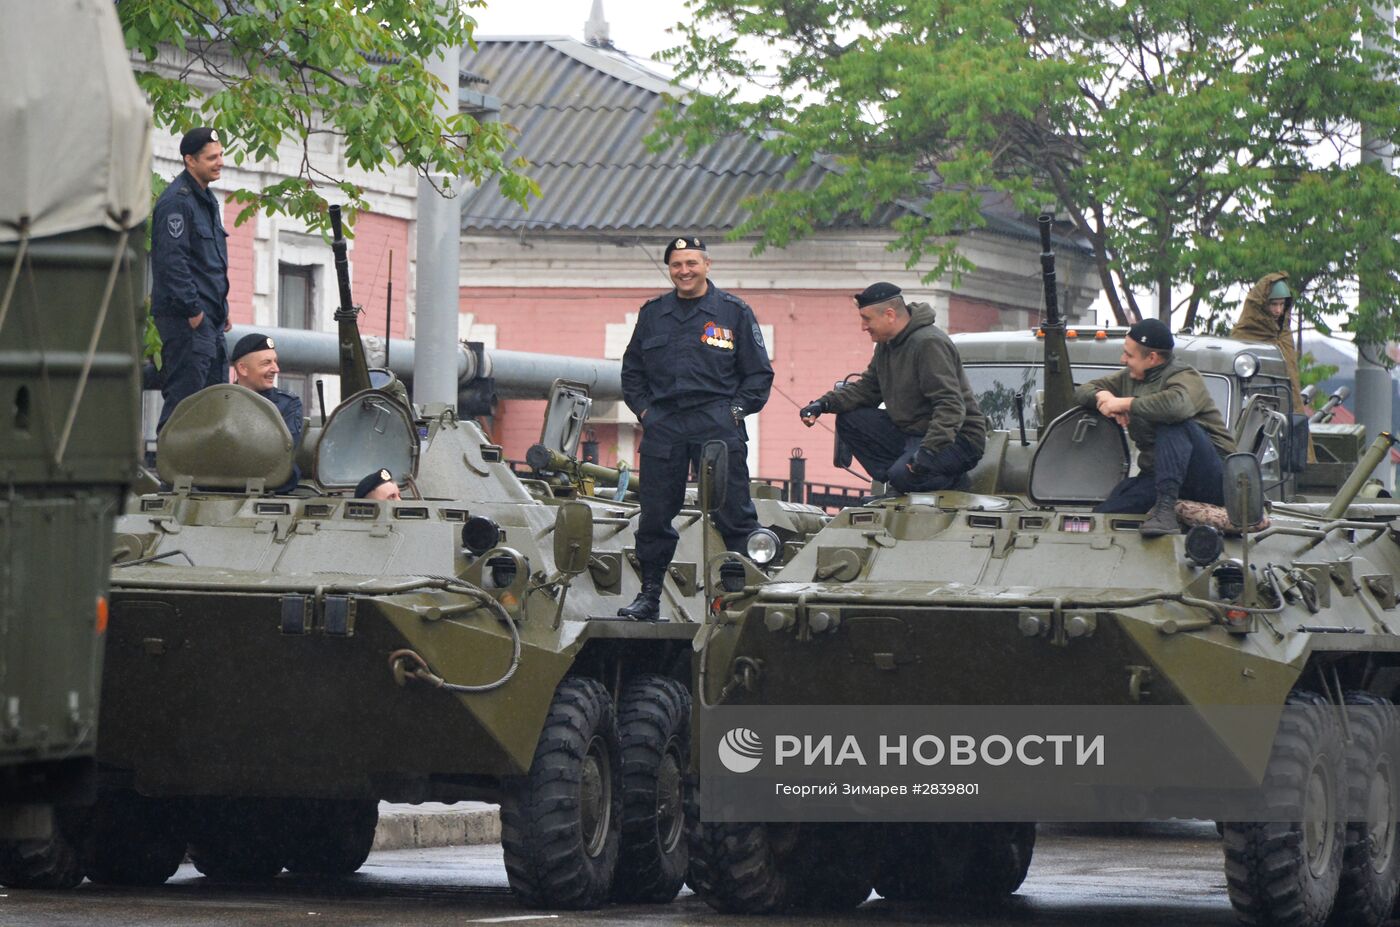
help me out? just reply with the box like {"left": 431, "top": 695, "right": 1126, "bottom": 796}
{"left": 799, "top": 399, "right": 825, "bottom": 420}
{"left": 908, "top": 446, "right": 938, "bottom": 476}
{"left": 731, "top": 405, "right": 745, "bottom": 426}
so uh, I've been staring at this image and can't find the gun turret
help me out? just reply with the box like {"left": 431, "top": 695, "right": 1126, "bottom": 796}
{"left": 1324, "top": 431, "right": 1398, "bottom": 519}
{"left": 1038, "top": 214, "right": 1076, "bottom": 430}
{"left": 526, "top": 444, "right": 639, "bottom": 499}
{"left": 329, "top": 205, "right": 373, "bottom": 398}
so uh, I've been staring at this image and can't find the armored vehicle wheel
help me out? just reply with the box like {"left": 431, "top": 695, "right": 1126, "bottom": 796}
{"left": 611, "top": 674, "right": 691, "bottom": 904}
{"left": 188, "top": 798, "right": 287, "bottom": 881}
{"left": 1223, "top": 690, "right": 1345, "bottom": 927}
{"left": 1331, "top": 692, "right": 1400, "bottom": 927}
{"left": 0, "top": 806, "right": 86, "bottom": 889}
{"left": 873, "top": 824, "right": 937, "bottom": 901}
{"left": 501, "top": 676, "right": 621, "bottom": 909}
{"left": 83, "top": 791, "right": 185, "bottom": 886}
{"left": 688, "top": 817, "right": 873, "bottom": 914}
{"left": 282, "top": 799, "right": 378, "bottom": 876}
{"left": 873, "top": 823, "right": 1034, "bottom": 901}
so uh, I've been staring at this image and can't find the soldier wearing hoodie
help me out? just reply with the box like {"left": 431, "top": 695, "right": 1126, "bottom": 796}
{"left": 1232, "top": 271, "right": 1313, "bottom": 461}
{"left": 800, "top": 282, "right": 986, "bottom": 493}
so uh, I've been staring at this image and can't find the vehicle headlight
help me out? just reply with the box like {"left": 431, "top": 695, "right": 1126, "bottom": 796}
{"left": 1233, "top": 352, "right": 1260, "bottom": 379}
{"left": 745, "top": 528, "right": 781, "bottom": 565}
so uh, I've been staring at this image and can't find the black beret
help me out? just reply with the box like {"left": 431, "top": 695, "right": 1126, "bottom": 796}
{"left": 231, "top": 333, "right": 276, "bottom": 364}
{"left": 854, "top": 282, "right": 902, "bottom": 308}
{"left": 179, "top": 126, "right": 221, "bottom": 157}
{"left": 1127, "top": 318, "right": 1175, "bottom": 352}
{"left": 354, "top": 468, "right": 395, "bottom": 499}
{"left": 663, "top": 236, "right": 706, "bottom": 263}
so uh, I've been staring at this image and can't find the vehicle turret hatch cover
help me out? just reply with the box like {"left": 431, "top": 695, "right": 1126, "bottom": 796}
{"left": 1028, "top": 408, "right": 1130, "bottom": 505}
{"left": 156, "top": 385, "right": 295, "bottom": 488}
{"left": 314, "top": 388, "right": 418, "bottom": 490}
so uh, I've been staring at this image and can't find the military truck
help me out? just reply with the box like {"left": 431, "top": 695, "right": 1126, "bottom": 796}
{"left": 0, "top": 0, "right": 150, "bottom": 890}
{"left": 688, "top": 220, "right": 1400, "bottom": 927}
{"left": 47, "top": 209, "right": 825, "bottom": 909}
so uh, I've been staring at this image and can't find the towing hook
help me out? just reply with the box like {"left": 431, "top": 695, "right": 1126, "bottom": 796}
{"left": 389, "top": 649, "right": 444, "bottom": 689}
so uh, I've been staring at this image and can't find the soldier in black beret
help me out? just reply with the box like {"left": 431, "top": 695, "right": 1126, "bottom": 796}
{"left": 799, "top": 282, "right": 987, "bottom": 496}
{"left": 230, "top": 333, "right": 303, "bottom": 449}
{"left": 151, "top": 126, "right": 231, "bottom": 430}
{"left": 617, "top": 235, "right": 774, "bottom": 620}
{"left": 354, "top": 468, "right": 400, "bottom": 501}
{"left": 1075, "top": 319, "right": 1237, "bottom": 536}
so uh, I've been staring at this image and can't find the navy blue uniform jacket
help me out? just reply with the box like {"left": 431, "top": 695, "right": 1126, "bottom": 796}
{"left": 151, "top": 170, "right": 230, "bottom": 324}
{"left": 621, "top": 283, "right": 773, "bottom": 420}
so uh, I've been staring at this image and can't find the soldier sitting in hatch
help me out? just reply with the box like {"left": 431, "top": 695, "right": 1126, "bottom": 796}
{"left": 1076, "top": 319, "right": 1237, "bottom": 537}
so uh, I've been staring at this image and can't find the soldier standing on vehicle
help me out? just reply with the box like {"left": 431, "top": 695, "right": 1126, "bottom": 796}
{"left": 1232, "top": 271, "right": 1313, "bottom": 461}
{"left": 799, "top": 282, "right": 986, "bottom": 494}
{"left": 151, "top": 126, "right": 231, "bottom": 430}
{"left": 229, "top": 333, "right": 303, "bottom": 448}
{"left": 618, "top": 236, "right": 774, "bottom": 621}
{"left": 1076, "top": 319, "right": 1236, "bottom": 537}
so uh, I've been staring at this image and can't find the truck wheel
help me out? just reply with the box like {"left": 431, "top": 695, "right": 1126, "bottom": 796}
{"left": 1223, "top": 690, "right": 1345, "bottom": 927}
{"left": 950, "top": 823, "right": 1036, "bottom": 896}
{"left": 82, "top": 790, "right": 185, "bottom": 886}
{"left": 501, "top": 676, "right": 621, "bottom": 909}
{"left": 689, "top": 817, "right": 872, "bottom": 913}
{"left": 611, "top": 675, "right": 690, "bottom": 904}
{"left": 874, "top": 823, "right": 1034, "bottom": 900}
{"left": 0, "top": 806, "right": 85, "bottom": 889}
{"left": 188, "top": 798, "right": 286, "bottom": 881}
{"left": 1331, "top": 692, "right": 1400, "bottom": 927}
{"left": 283, "top": 799, "right": 378, "bottom": 876}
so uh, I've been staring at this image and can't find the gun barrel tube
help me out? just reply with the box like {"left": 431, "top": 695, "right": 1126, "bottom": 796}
{"left": 1324, "top": 432, "right": 1398, "bottom": 519}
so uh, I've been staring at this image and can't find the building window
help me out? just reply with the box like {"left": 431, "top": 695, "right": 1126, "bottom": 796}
{"left": 278, "top": 264, "right": 315, "bottom": 407}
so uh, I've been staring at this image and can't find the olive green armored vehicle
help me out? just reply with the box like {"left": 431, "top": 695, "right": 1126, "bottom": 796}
{"left": 69, "top": 209, "right": 826, "bottom": 908}
{"left": 690, "top": 219, "right": 1400, "bottom": 927}
{"left": 0, "top": 0, "right": 149, "bottom": 890}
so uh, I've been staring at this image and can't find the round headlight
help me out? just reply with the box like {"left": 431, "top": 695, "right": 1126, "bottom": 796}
{"left": 1233, "top": 352, "right": 1260, "bottom": 379}
{"left": 745, "top": 528, "right": 781, "bottom": 565}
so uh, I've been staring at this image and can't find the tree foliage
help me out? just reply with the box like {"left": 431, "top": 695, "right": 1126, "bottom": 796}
{"left": 657, "top": 0, "right": 1400, "bottom": 345}
{"left": 118, "top": 0, "right": 538, "bottom": 228}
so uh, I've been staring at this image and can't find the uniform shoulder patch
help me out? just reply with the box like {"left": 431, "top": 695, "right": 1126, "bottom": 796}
{"left": 166, "top": 213, "right": 185, "bottom": 239}
{"left": 752, "top": 323, "right": 764, "bottom": 348}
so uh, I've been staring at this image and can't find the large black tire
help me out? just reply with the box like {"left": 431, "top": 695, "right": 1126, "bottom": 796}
{"left": 82, "top": 790, "right": 185, "bottom": 886}
{"left": 611, "top": 674, "right": 690, "bottom": 904}
{"left": 187, "top": 798, "right": 287, "bottom": 882}
{"left": 1223, "top": 690, "right": 1346, "bottom": 927}
{"left": 501, "top": 676, "right": 621, "bottom": 909}
{"left": 1330, "top": 692, "right": 1400, "bottom": 927}
{"left": 874, "top": 823, "right": 1035, "bottom": 901}
{"left": 0, "top": 805, "right": 86, "bottom": 889}
{"left": 689, "top": 816, "right": 873, "bottom": 914}
{"left": 282, "top": 799, "right": 378, "bottom": 876}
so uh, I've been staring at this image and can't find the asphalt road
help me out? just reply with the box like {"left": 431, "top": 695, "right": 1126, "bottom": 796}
{"left": 0, "top": 823, "right": 1294, "bottom": 927}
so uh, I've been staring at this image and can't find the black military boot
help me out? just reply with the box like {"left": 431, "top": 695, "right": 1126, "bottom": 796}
{"left": 618, "top": 577, "right": 664, "bottom": 621}
{"left": 1139, "top": 482, "right": 1182, "bottom": 538}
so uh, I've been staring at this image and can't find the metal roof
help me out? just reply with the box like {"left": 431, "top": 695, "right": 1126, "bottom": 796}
{"left": 459, "top": 37, "right": 1076, "bottom": 249}
{"left": 459, "top": 37, "right": 908, "bottom": 235}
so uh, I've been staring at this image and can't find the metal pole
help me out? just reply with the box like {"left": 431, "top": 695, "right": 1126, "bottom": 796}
{"left": 413, "top": 7, "right": 462, "bottom": 408}
{"left": 788, "top": 449, "right": 806, "bottom": 505}
{"left": 1356, "top": 1, "right": 1396, "bottom": 490}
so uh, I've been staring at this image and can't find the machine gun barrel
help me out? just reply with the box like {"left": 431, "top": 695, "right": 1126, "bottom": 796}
{"left": 1324, "top": 431, "right": 1398, "bottom": 519}
{"left": 526, "top": 444, "right": 640, "bottom": 492}
{"left": 1037, "top": 214, "right": 1076, "bottom": 429}
{"left": 1310, "top": 385, "right": 1351, "bottom": 424}
{"left": 329, "top": 205, "right": 373, "bottom": 398}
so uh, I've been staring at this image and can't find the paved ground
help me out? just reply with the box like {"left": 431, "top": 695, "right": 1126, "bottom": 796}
{"left": 0, "top": 822, "right": 1284, "bottom": 927}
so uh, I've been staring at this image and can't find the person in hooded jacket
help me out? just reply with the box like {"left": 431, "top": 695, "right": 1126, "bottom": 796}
{"left": 800, "top": 282, "right": 986, "bottom": 493}
{"left": 1231, "top": 271, "right": 1314, "bottom": 461}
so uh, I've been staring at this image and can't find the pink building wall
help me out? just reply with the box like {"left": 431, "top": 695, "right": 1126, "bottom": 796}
{"left": 223, "top": 201, "right": 256, "bottom": 327}
{"left": 351, "top": 213, "right": 410, "bottom": 340}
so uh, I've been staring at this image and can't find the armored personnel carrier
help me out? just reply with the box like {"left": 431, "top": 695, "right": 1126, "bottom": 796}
{"left": 689, "top": 219, "right": 1400, "bottom": 927}
{"left": 59, "top": 209, "right": 826, "bottom": 909}
{"left": 0, "top": 0, "right": 150, "bottom": 889}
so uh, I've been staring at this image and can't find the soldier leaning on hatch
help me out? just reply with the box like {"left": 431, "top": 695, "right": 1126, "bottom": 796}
{"left": 151, "top": 126, "right": 232, "bottom": 431}
{"left": 1231, "top": 271, "right": 1314, "bottom": 462}
{"left": 618, "top": 236, "right": 774, "bottom": 622}
{"left": 799, "top": 282, "right": 987, "bottom": 495}
{"left": 1076, "top": 318, "right": 1237, "bottom": 537}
